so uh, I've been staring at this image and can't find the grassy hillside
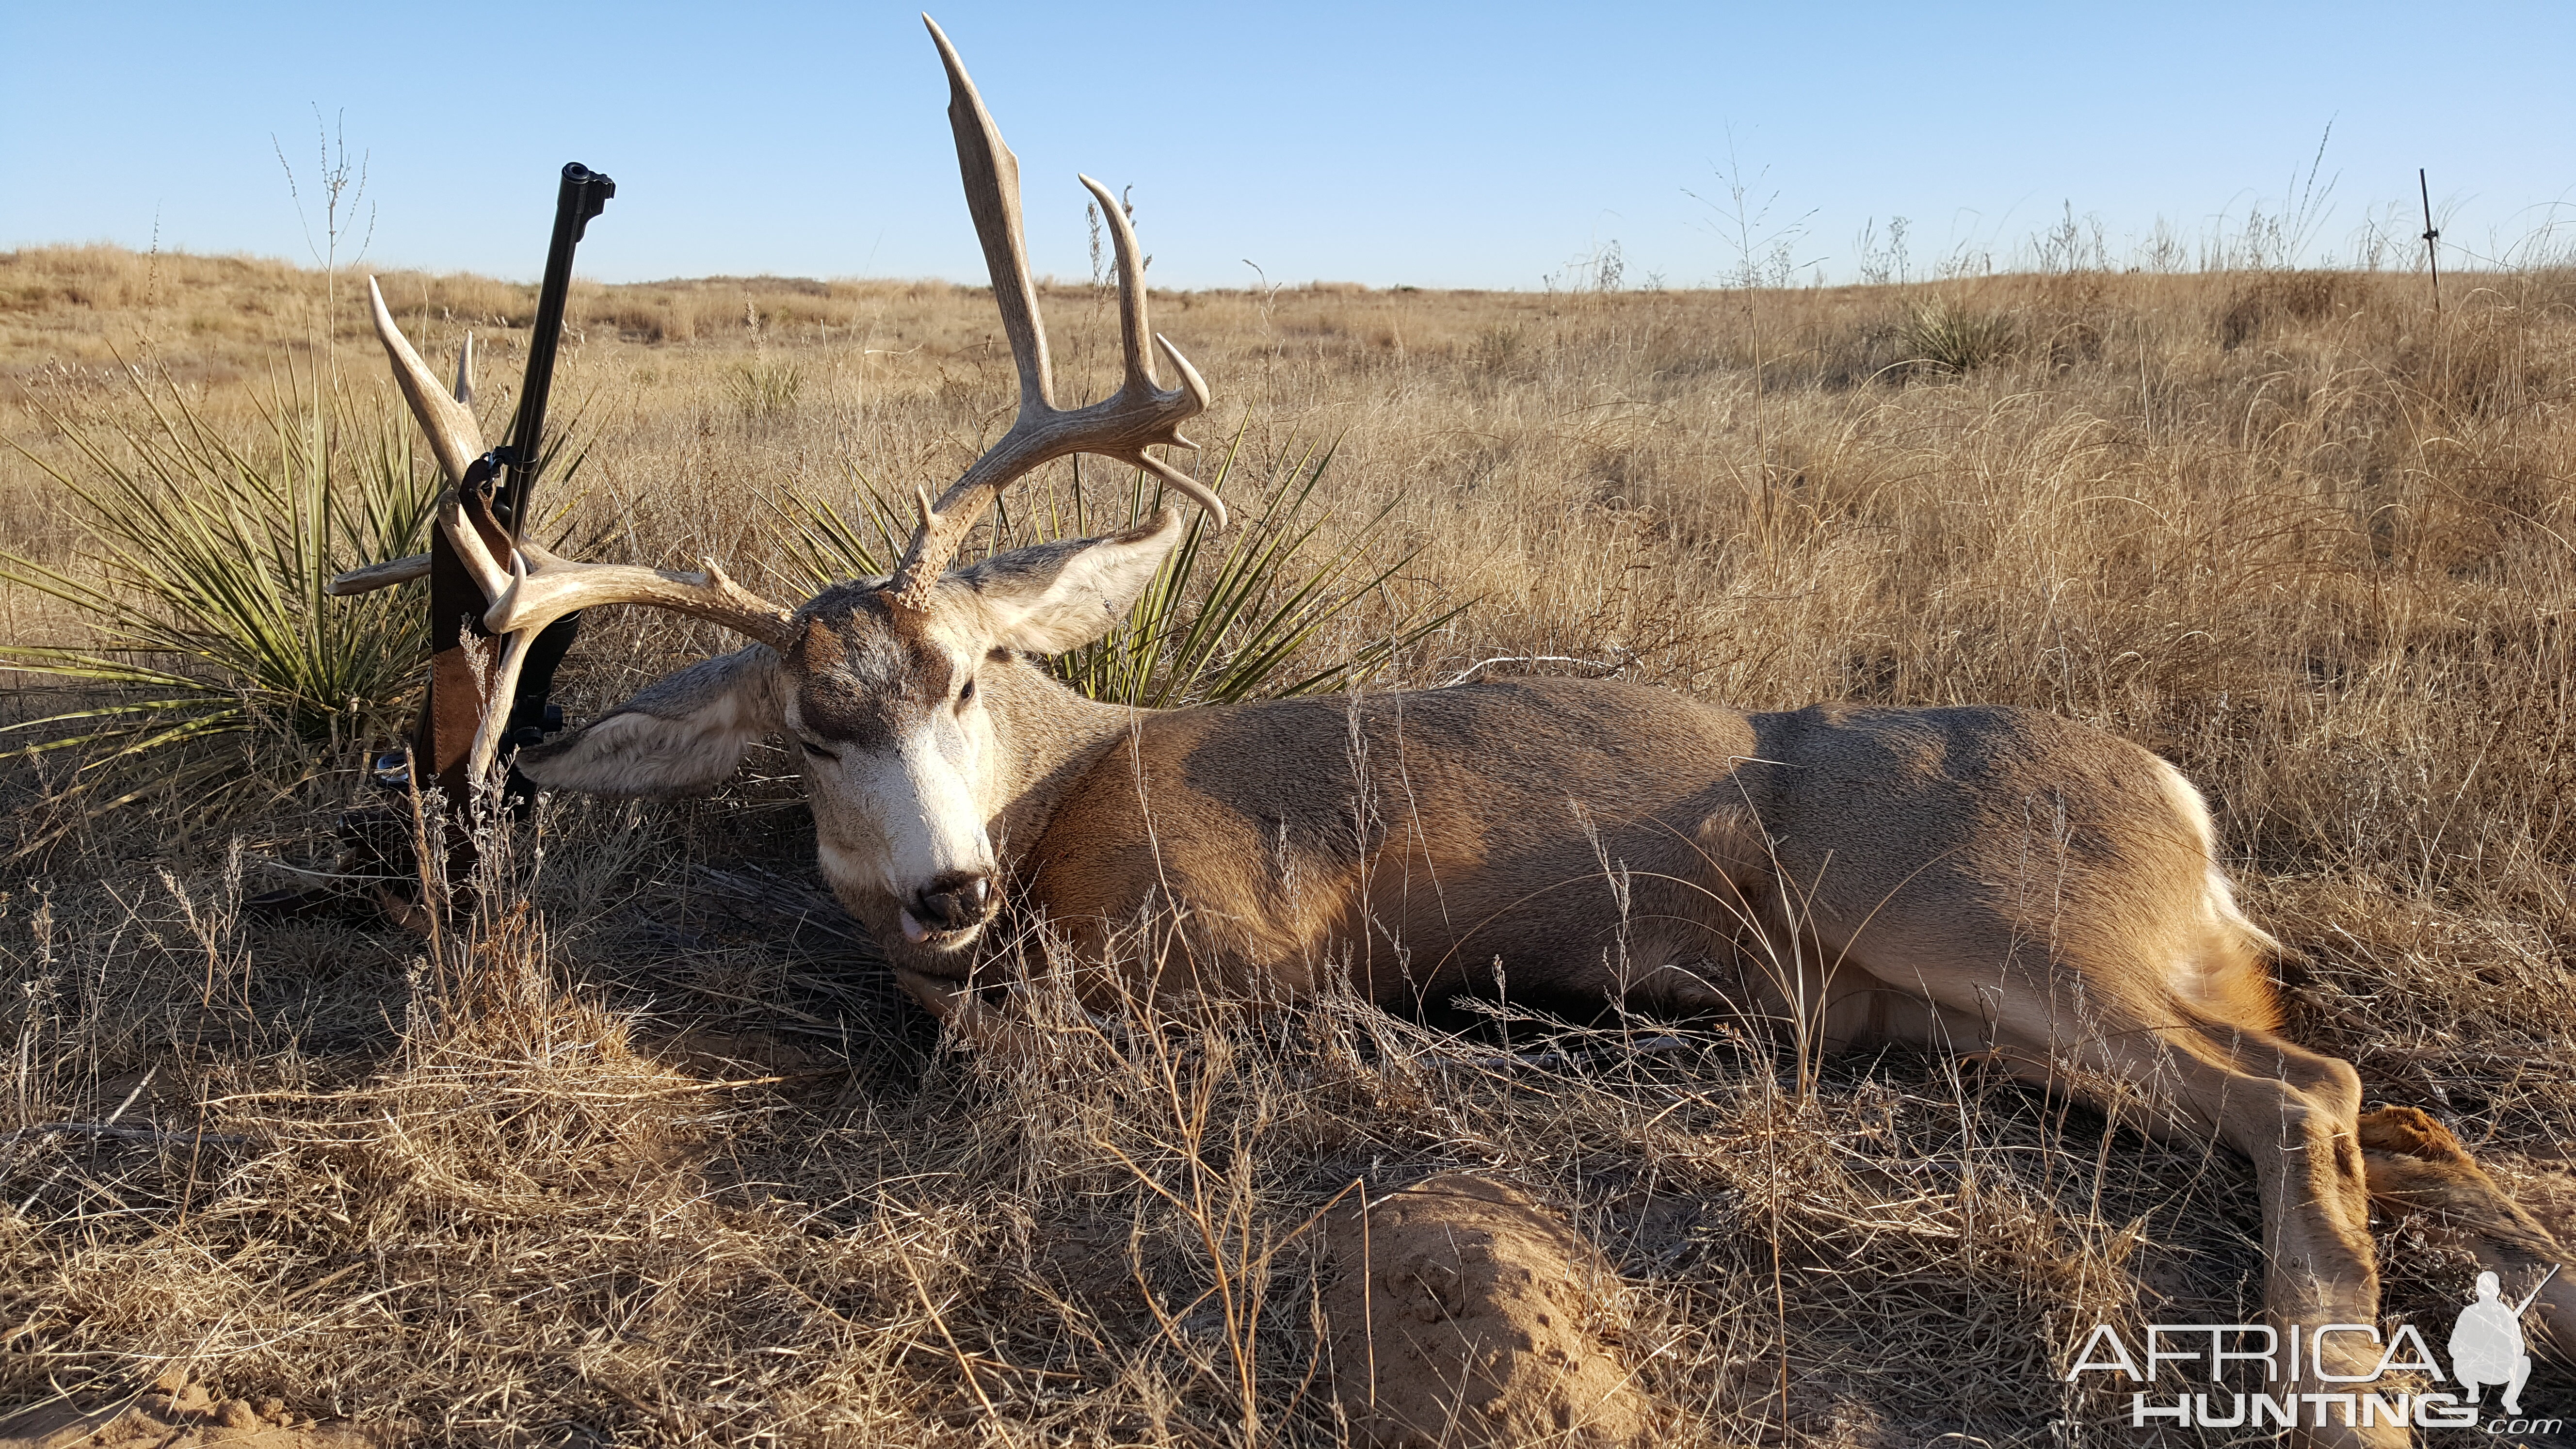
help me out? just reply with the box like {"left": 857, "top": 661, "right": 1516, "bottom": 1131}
{"left": 2, "top": 243, "right": 2571, "bottom": 1445}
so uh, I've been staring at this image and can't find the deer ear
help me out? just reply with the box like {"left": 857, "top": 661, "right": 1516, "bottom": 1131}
{"left": 515, "top": 645, "right": 784, "bottom": 796}
{"left": 954, "top": 509, "right": 1184, "bottom": 656}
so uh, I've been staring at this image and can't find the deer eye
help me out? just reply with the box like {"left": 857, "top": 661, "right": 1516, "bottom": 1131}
{"left": 797, "top": 738, "right": 840, "bottom": 762}
{"left": 956, "top": 676, "right": 977, "bottom": 708}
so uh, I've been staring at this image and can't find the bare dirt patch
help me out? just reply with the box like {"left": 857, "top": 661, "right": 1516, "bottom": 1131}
{"left": 0, "top": 1375, "right": 375, "bottom": 1449}
{"left": 1320, "top": 1172, "right": 1654, "bottom": 1448}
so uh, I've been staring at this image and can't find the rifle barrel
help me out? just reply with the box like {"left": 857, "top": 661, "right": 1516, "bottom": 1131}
{"left": 2513, "top": 1261, "right": 2560, "bottom": 1316}
{"left": 499, "top": 162, "right": 614, "bottom": 539}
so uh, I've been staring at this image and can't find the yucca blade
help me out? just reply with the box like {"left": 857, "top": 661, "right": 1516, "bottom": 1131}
{"left": 0, "top": 355, "right": 439, "bottom": 838}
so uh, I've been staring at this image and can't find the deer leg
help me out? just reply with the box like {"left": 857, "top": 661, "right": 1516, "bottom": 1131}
{"left": 2178, "top": 1026, "right": 2392, "bottom": 1435}
{"left": 1972, "top": 1005, "right": 2400, "bottom": 1449}
{"left": 892, "top": 967, "right": 1046, "bottom": 1061}
{"left": 2357, "top": 1104, "right": 2576, "bottom": 1365}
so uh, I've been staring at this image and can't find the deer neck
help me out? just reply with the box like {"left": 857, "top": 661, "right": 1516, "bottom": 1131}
{"left": 979, "top": 660, "right": 1143, "bottom": 863}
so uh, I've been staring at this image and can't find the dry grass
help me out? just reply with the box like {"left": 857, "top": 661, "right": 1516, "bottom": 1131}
{"left": 3, "top": 242, "right": 2574, "bottom": 1445}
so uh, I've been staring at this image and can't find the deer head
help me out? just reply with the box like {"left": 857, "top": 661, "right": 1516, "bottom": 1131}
{"left": 349, "top": 17, "right": 1225, "bottom": 957}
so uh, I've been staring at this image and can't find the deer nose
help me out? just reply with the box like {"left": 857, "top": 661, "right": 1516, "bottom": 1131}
{"left": 907, "top": 870, "right": 993, "bottom": 934}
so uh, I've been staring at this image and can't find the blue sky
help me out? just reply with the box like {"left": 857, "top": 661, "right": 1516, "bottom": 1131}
{"left": 4, "top": 2, "right": 2571, "bottom": 290}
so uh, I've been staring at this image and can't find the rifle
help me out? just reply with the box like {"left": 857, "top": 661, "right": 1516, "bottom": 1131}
{"left": 489, "top": 163, "right": 614, "bottom": 807}
{"left": 252, "top": 164, "right": 613, "bottom": 918}
{"left": 411, "top": 163, "right": 612, "bottom": 849}
{"left": 2514, "top": 1263, "right": 2560, "bottom": 1317}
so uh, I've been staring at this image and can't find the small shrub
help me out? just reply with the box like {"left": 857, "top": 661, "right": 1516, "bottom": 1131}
{"left": 1898, "top": 296, "right": 2019, "bottom": 375}
{"left": 1472, "top": 324, "right": 1529, "bottom": 376}
{"left": 2218, "top": 271, "right": 2350, "bottom": 350}
{"left": 724, "top": 359, "right": 803, "bottom": 424}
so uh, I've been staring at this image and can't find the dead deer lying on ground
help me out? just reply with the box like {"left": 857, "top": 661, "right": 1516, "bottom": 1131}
{"left": 342, "top": 18, "right": 2575, "bottom": 1446}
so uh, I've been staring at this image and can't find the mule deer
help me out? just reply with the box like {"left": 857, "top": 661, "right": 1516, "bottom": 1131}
{"left": 340, "top": 19, "right": 2575, "bottom": 1445}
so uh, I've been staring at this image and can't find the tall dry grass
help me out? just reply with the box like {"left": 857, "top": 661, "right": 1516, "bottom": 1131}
{"left": 2, "top": 243, "right": 2572, "bottom": 1445}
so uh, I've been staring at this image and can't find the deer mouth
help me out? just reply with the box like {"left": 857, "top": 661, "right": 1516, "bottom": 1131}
{"left": 898, "top": 908, "right": 987, "bottom": 952}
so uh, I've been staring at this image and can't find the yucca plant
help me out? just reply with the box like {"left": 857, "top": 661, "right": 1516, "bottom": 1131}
{"left": 724, "top": 358, "right": 804, "bottom": 426}
{"left": 1, "top": 365, "right": 439, "bottom": 826}
{"left": 780, "top": 431, "right": 1465, "bottom": 707}
{"left": 1899, "top": 296, "right": 2020, "bottom": 375}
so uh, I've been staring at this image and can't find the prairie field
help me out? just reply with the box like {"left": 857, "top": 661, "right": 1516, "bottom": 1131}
{"left": 1, "top": 241, "right": 2573, "bottom": 1446}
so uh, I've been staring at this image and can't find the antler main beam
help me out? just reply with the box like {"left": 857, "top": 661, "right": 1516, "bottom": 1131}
{"left": 887, "top": 16, "right": 1224, "bottom": 612}
{"left": 349, "top": 280, "right": 798, "bottom": 779}
{"left": 481, "top": 542, "right": 794, "bottom": 649}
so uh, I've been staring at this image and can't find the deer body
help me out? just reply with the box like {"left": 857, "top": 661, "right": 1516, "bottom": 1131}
{"left": 335, "top": 19, "right": 2576, "bottom": 1446}
{"left": 1019, "top": 679, "right": 2260, "bottom": 1030}
{"left": 523, "top": 616, "right": 2459, "bottom": 1432}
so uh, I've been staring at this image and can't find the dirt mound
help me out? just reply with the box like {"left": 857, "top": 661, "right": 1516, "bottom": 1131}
{"left": 0, "top": 1375, "right": 374, "bottom": 1449}
{"left": 1320, "top": 1172, "right": 1653, "bottom": 1448}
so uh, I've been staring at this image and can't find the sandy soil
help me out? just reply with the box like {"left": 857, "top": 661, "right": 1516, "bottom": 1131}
{"left": 1320, "top": 1172, "right": 1655, "bottom": 1448}
{"left": 0, "top": 1374, "right": 376, "bottom": 1449}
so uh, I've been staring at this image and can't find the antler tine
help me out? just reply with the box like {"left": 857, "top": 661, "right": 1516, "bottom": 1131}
{"left": 368, "top": 277, "right": 514, "bottom": 603}
{"left": 888, "top": 18, "right": 1225, "bottom": 612}
{"left": 924, "top": 14, "right": 1053, "bottom": 414}
{"left": 1080, "top": 175, "right": 1157, "bottom": 400}
{"left": 368, "top": 278, "right": 485, "bottom": 488}
{"left": 1074, "top": 174, "right": 1220, "bottom": 455}
{"left": 1080, "top": 169, "right": 1227, "bottom": 523}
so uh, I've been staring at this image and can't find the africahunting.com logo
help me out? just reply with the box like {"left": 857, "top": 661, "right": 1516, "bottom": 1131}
{"left": 2067, "top": 1269, "right": 2558, "bottom": 1436}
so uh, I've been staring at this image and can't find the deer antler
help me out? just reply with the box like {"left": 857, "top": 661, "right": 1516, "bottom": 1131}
{"left": 349, "top": 280, "right": 797, "bottom": 780}
{"left": 458, "top": 537, "right": 792, "bottom": 781}
{"left": 356, "top": 278, "right": 514, "bottom": 604}
{"left": 887, "top": 16, "right": 1224, "bottom": 612}
{"left": 339, "top": 18, "right": 1213, "bottom": 776}
{"left": 478, "top": 541, "right": 795, "bottom": 649}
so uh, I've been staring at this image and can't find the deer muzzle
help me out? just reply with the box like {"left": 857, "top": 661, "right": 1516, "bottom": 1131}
{"left": 902, "top": 870, "right": 995, "bottom": 945}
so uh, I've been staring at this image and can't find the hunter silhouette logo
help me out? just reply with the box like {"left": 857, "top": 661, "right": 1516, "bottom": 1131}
{"left": 2452, "top": 1266, "right": 2554, "bottom": 1417}
{"left": 2066, "top": 1264, "right": 2560, "bottom": 1434}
